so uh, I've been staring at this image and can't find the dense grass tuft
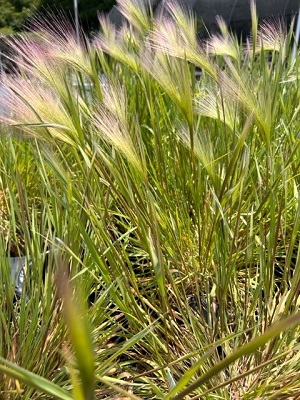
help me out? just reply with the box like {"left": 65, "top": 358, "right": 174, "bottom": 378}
{"left": 1, "top": 0, "right": 300, "bottom": 398}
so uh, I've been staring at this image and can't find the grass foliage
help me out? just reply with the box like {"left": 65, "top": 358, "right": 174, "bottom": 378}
{"left": 1, "top": 0, "right": 300, "bottom": 398}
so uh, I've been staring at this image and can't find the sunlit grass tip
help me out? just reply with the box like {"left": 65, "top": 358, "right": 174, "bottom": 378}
{"left": 93, "top": 79, "right": 146, "bottom": 177}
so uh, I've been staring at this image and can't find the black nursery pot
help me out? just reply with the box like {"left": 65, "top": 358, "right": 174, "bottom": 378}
{"left": 10, "top": 256, "right": 26, "bottom": 299}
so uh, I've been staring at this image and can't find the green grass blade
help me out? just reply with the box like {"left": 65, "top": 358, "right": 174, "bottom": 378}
{"left": 166, "top": 313, "right": 300, "bottom": 399}
{"left": 0, "top": 357, "right": 72, "bottom": 400}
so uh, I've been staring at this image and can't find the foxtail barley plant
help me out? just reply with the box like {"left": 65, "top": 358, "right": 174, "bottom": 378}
{"left": 1, "top": 0, "right": 300, "bottom": 398}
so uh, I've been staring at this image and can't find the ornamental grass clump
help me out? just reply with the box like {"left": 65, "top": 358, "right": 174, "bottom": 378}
{"left": 1, "top": 0, "right": 300, "bottom": 398}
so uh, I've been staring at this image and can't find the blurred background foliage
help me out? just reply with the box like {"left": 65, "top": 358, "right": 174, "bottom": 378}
{"left": 0, "top": 0, "right": 116, "bottom": 34}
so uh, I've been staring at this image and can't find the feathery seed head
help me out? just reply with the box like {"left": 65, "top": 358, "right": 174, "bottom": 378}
{"left": 94, "top": 23, "right": 140, "bottom": 71}
{"left": 0, "top": 75, "right": 77, "bottom": 144}
{"left": 142, "top": 48, "right": 194, "bottom": 125}
{"left": 207, "top": 32, "right": 240, "bottom": 61}
{"left": 164, "top": 0, "right": 197, "bottom": 47}
{"left": 27, "top": 12, "right": 94, "bottom": 78}
{"left": 6, "top": 33, "right": 55, "bottom": 77}
{"left": 194, "top": 89, "right": 237, "bottom": 131}
{"left": 101, "top": 79, "right": 128, "bottom": 124}
{"left": 116, "top": 0, "right": 153, "bottom": 35}
{"left": 93, "top": 81, "right": 145, "bottom": 177}
{"left": 247, "top": 18, "right": 287, "bottom": 56}
{"left": 179, "top": 123, "right": 216, "bottom": 184}
{"left": 149, "top": 2, "right": 216, "bottom": 78}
